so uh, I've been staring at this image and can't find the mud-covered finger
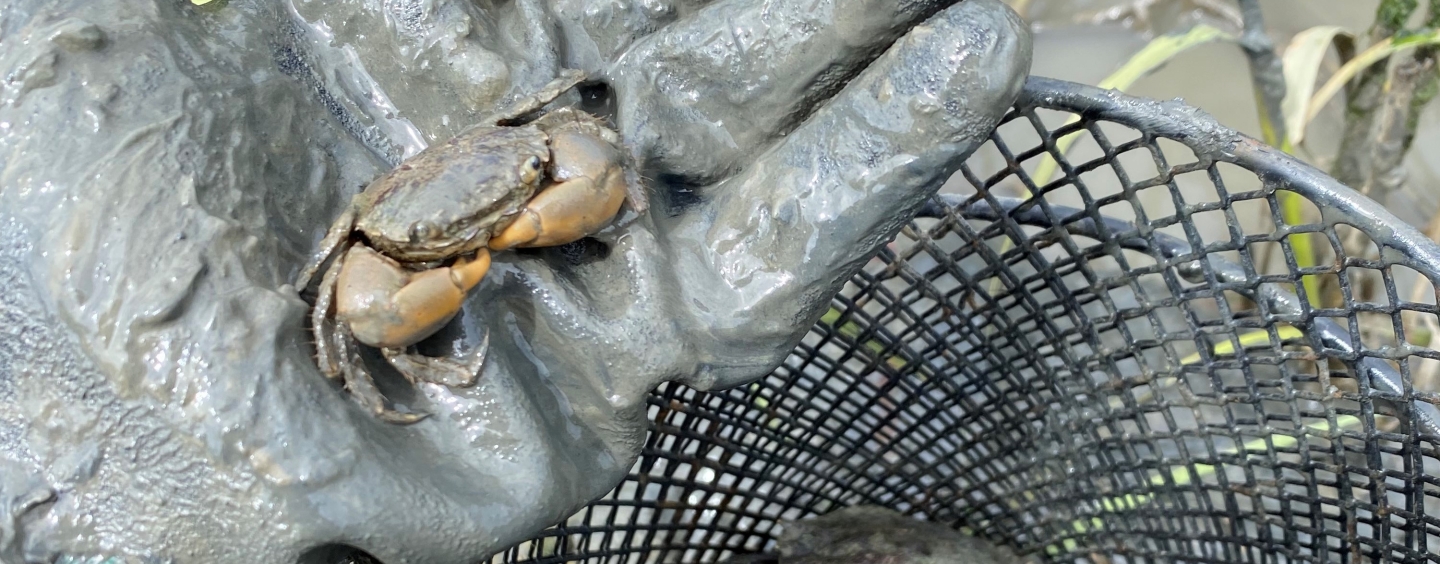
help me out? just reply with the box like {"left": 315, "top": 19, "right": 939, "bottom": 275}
{"left": 608, "top": 0, "right": 980, "bottom": 184}
{"left": 663, "top": 0, "right": 1031, "bottom": 389}
{"left": 549, "top": 0, "right": 725, "bottom": 69}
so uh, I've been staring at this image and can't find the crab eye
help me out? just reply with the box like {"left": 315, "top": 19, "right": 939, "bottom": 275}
{"left": 519, "top": 155, "right": 542, "bottom": 184}
{"left": 409, "top": 221, "right": 439, "bottom": 242}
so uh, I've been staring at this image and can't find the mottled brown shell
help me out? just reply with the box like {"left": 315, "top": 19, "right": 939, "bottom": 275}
{"left": 355, "top": 125, "right": 550, "bottom": 262}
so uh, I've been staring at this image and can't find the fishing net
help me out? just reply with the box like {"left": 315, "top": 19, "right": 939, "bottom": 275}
{"left": 493, "top": 77, "right": 1440, "bottom": 563}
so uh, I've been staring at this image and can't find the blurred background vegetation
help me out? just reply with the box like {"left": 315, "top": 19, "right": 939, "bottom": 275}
{"left": 966, "top": 0, "right": 1440, "bottom": 394}
{"left": 1005, "top": 0, "right": 1438, "bottom": 239}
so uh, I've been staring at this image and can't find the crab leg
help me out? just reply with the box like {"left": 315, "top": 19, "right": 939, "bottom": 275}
{"left": 296, "top": 205, "right": 357, "bottom": 292}
{"left": 312, "top": 242, "right": 352, "bottom": 379}
{"left": 488, "top": 130, "right": 628, "bottom": 250}
{"left": 481, "top": 69, "right": 588, "bottom": 125}
{"left": 382, "top": 330, "right": 489, "bottom": 388}
{"left": 334, "top": 321, "right": 427, "bottom": 424}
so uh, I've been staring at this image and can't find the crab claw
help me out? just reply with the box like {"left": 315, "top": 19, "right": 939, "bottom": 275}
{"left": 489, "top": 130, "right": 628, "bottom": 250}
{"left": 337, "top": 247, "right": 492, "bottom": 350}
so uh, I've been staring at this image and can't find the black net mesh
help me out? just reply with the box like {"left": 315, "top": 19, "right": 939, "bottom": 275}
{"left": 492, "top": 78, "right": 1440, "bottom": 563}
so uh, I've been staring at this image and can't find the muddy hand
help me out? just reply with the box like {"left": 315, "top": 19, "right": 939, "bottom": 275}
{"left": 0, "top": 0, "right": 1031, "bottom": 562}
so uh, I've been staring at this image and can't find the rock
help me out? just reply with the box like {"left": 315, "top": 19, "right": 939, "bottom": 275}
{"left": 775, "top": 506, "right": 1034, "bottom": 564}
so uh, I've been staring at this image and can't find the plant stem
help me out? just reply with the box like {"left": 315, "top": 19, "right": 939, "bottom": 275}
{"left": 1331, "top": 1, "right": 1440, "bottom": 311}
{"left": 1331, "top": 0, "right": 1419, "bottom": 192}
{"left": 1236, "top": 0, "right": 1288, "bottom": 144}
{"left": 1235, "top": 0, "right": 1321, "bottom": 304}
{"left": 1317, "top": 0, "right": 1432, "bottom": 308}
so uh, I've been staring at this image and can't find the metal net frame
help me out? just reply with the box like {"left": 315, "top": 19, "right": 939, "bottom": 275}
{"left": 492, "top": 77, "right": 1440, "bottom": 563}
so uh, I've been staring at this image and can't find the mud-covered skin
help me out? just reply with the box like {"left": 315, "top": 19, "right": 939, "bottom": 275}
{"left": 298, "top": 72, "right": 630, "bottom": 424}
{"left": 0, "top": 0, "right": 1030, "bottom": 561}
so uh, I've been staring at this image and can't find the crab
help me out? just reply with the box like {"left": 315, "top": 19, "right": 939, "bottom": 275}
{"left": 294, "top": 70, "right": 635, "bottom": 424}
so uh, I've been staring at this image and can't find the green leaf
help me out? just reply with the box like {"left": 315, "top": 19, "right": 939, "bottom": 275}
{"left": 1099, "top": 24, "right": 1236, "bottom": 91}
{"left": 1282, "top": 26, "right": 1354, "bottom": 146}
{"left": 1179, "top": 325, "right": 1308, "bottom": 365}
{"left": 1029, "top": 25, "right": 1233, "bottom": 188}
